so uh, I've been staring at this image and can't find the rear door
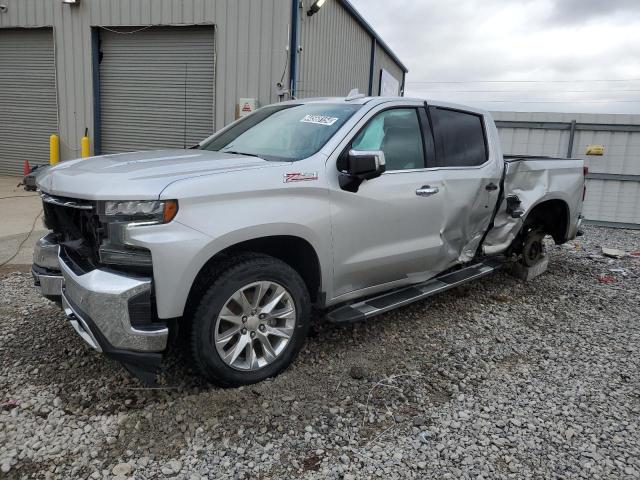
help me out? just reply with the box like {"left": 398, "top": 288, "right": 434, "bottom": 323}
{"left": 427, "top": 105, "right": 502, "bottom": 261}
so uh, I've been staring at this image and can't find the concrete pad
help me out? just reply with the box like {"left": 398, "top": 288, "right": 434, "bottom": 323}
{"left": 0, "top": 229, "right": 48, "bottom": 266}
{"left": 0, "top": 175, "right": 47, "bottom": 267}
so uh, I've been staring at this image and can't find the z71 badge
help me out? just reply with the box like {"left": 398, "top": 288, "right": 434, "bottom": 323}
{"left": 284, "top": 172, "right": 318, "bottom": 183}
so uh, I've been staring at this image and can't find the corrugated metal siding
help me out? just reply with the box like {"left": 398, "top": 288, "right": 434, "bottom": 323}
{"left": 0, "top": 0, "right": 290, "bottom": 164}
{"left": 297, "top": 0, "right": 370, "bottom": 98}
{"left": 581, "top": 179, "right": 640, "bottom": 225}
{"left": 373, "top": 47, "right": 404, "bottom": 96}
{"left": 99, "top": 26, "right": 215, "bottom": 153}
{"left": 573, "top": 128, "right": 640, "bottom": 175}
{"left": 493, "top": 111, "right": 640, "bottom": 226}
{"left": 0, "top": 28, "right": 58, "bottom": 175}
{"left": 493, "top": 125, "right": 570, "bottom": 157}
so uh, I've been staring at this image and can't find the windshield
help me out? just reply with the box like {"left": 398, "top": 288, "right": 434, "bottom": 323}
{"left": 200, "top": 103, "right": 360, "bottom": 161}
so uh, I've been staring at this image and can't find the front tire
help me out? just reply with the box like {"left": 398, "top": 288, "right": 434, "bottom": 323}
{"left": 190, "top": 254, "right": 310, "bottom": 386}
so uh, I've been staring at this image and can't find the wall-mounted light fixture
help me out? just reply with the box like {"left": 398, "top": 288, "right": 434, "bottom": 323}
{"left": 62, "top": 0, "right": 81, "bottom": 5}
{"left": 307, "top": 0, "right": 326, "bottom": 16}
{"left": 0, "top": 5, "right": 8, "bottom": 13}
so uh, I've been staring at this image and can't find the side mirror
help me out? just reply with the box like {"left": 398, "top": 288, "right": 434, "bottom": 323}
{"left": 345, "top": 150, "right": 386, "bottom": 179}
{"left": 338, "top": 150, "right": 386, "bottom": 192}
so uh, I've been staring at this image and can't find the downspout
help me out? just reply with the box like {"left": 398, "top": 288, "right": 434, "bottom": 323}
{"left": 289, "top": 0, "right": 300, "bottom": 98}
{"left": 401, "top": 71, "right": 406, "bottom": 97}
{"left": 368, "top": 36, "right": 376, "bottom": 96}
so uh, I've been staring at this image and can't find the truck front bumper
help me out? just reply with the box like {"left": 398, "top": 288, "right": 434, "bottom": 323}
{"left": 32, "top": 232, "right": 169, "bottom": 381}
{"left": 57, "top": 251, "right": 168, "bottom": 381}
{"left": 58, "top": 250, "right": 168, "bottom": 354}
{"left": 32, "top": 233, "right": 63, "bottom": 300}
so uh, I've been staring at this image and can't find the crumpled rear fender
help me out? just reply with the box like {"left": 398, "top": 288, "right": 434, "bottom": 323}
{"left": 483, "top": 159, "right": 584, "bottom": 255}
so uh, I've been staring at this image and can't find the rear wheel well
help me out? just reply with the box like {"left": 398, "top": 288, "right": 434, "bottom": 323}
{"left": 184, "top": 236, "right": 322, "bottom": 322}
{"left": 523, "top": 199, "right": 570, "bottom": 244}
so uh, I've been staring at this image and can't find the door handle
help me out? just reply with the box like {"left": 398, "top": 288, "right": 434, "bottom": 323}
{"left": 416, "top": 185, "right": 439, "bottom": 197}
{"left": 485, "top": 182, "right": 498, "bottom": 191}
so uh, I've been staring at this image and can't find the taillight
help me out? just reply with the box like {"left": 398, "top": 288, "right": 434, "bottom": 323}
{"left": 582, "top": 166, "right": 588, "bottom": 201}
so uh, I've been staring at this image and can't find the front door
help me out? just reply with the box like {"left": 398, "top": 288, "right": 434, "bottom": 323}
{"left": 328, "top": 104, "right": 450, "bottom": 300}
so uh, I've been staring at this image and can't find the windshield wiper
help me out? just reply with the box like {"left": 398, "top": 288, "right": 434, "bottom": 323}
{"left": 222, "top": 150, "right": 261, "bottom": 158}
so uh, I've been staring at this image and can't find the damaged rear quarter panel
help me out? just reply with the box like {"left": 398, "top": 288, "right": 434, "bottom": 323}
{"left": 483, "top": 158, "right": 584, "bottom": 255}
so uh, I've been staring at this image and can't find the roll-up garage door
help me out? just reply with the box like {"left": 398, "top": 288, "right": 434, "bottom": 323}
{"left": 99, "top": 26, "right": 215, "bottom": 154}
{"left": 0, "top": 28, "right": 57, "bottom": 176}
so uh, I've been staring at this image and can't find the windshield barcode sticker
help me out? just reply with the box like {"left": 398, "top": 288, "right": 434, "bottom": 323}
{"left": 300, "top": 115, "right": 339, "bottom": 126}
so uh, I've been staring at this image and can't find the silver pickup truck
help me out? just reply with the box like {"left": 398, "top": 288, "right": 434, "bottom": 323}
{"left": 32, "top": 95, "right": 585, "bottom": 385}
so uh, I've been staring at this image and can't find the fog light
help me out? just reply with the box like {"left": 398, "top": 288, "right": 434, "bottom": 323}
{"left": 99, "top": 246, "right": 152, "bottom": 267}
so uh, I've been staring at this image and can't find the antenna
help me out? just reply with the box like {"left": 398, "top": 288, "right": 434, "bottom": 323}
{"left": 183, "top": 63, "right": 188, "bottom": 149}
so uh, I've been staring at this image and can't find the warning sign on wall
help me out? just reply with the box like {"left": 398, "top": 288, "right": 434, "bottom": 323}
{"left": 586, "top": 144, "right": 605, "bottom": 156}
{"left": 238, "top": 98, "right": 258, "bottom": 118}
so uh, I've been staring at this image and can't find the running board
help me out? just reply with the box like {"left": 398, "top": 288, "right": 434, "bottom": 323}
{"left": 326, "top": 258, "right": 504, "bottom": 323}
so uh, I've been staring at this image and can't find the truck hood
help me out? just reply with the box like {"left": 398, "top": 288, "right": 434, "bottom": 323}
{"left": 36, "top": 149, "right": 281, "bottom": 200}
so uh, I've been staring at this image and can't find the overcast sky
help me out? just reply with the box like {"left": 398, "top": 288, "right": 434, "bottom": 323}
{"left": 349, "top": 0, "right": 640, "bottom": 114}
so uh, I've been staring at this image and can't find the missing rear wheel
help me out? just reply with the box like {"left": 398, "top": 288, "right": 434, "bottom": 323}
{"left": 522, "top": 228, "right": 546, "bottom": 267}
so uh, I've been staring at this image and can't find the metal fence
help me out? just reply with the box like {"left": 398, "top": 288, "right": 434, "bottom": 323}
{"left": 492, "top": 111, "right": 640, "bottom": 229}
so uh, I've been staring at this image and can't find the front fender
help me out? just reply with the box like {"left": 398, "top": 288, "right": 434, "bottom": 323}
{"left": 183, "top": 221, "right": 329, "bottom": 308}
{"left": 127, "top": 220, "right": 329, "bottom": 319}
{"left": 144, "top": 157, "right": 332, "bottom": 317}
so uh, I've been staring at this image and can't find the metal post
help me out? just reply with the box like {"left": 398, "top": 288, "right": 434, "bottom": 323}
{"left": 50, "top": 134, "right": 60, "bottom": 165}
{"left": 81, "top": 129, "right": 90, "bottom": 158}
{"left": 567, "top": 119, "right": 577, "bottom": 158}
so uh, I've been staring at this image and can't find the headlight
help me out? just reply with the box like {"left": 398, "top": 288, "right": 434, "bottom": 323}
{"left": 98, "top": 199, "right": 178, "bottom": 268}
{"left": 104, "top": 199, "right": 179, "bottom": 224}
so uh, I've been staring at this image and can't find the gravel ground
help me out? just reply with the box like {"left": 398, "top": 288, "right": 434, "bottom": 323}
{"left": 1, "top": 225, "right": 639, "bottom": 479}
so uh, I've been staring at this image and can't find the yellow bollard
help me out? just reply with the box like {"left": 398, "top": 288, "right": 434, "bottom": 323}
{"left": 50, "top": 134, "right": 59, "bottom": 165}
{"left": 81, "top": 130, "right": 90, "bottom": 158}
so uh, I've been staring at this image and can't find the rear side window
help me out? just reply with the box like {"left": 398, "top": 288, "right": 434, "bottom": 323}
{"left": 429, "top": 107, "right": 487, "bottom": 167}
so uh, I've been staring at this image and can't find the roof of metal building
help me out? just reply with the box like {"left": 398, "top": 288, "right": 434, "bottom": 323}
{"left": 338, "top": 0, "right": 409, "bottom": 73}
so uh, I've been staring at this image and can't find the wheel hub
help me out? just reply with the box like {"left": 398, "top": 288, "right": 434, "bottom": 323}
{"left": 245, "top": 314, "right": 260, "bottom": 331}
{"left": 522, "top": 229, "right": 546, "bottom": 267}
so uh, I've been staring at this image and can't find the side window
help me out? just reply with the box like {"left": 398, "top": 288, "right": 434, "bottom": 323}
{"left": 351, "top": 108, "right": 425, "bottom": 171}
{"left": 429, "top": 107, "right": 487, "bottom": 167}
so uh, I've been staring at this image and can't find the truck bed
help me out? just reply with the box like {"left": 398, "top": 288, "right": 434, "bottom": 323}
{"left": 504, "top": 154, "right": 576, "bottom": 162}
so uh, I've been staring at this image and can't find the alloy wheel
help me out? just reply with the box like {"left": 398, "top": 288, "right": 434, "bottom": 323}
{"left": 213, "top": 281, "right": 296, "bottom": 371}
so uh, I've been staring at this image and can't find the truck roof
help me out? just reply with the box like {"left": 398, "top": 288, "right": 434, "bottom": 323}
{"left": 283, "top": 96, "right": 490, "bottom": 116}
